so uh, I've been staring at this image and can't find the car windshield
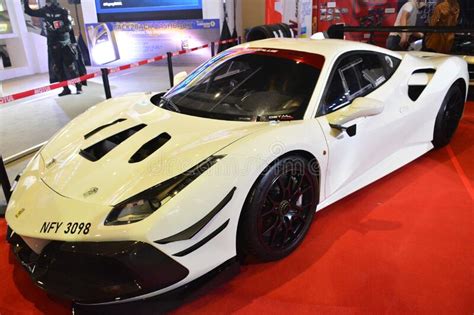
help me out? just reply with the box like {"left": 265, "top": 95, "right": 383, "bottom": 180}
{"left": 161, "top": 48, "right": 324, "bottom": 121}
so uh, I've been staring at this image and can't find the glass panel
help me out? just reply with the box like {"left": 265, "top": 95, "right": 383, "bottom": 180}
{"left": 163, "top": 49, "right": 323, "bottom": 122}
{"left": 24, "top": 0, "right": 45, "bottom": 35}
{"left": 324, "top": 53, "right": 390, "bottom": 114}
{"left": 0, "top": 0, "right": 13, "bottom": 35}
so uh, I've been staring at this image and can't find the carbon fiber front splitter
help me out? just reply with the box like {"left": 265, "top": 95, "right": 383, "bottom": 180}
{"left": 10, "top": 233, "right": 189, "bottom": 303}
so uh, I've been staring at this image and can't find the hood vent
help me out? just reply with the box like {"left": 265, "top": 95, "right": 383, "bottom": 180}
{"left": 84, "top": 118, "right": 127, "bottom": 139}
{"left": 80, "top": 124, "right": 147, "bottom": 162}
{"left": 129, "top": 132, "right": 171, "bottom": 163}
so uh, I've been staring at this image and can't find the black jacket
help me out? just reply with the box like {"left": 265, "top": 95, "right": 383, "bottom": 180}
{"left": 24, "top": 2, "right": 72, "bottom": 46}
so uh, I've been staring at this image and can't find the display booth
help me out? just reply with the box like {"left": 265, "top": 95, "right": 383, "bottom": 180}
{"left": 0, "top": 0, "right": 240, "bottom": 80}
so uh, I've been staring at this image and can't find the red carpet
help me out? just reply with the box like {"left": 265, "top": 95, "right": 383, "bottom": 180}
{"left": 1, "top": 103, "right": 473, "bottom": 315}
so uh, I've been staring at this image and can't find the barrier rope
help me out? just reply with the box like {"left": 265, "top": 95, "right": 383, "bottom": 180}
{"left": 0, "top": 38, "right": 240, "bottom": 105}
{"left": 0, "top": 72, "right": 101, "bottom": 105}
{"left": 108, "top": 54, "right": 168, "bottom": 74}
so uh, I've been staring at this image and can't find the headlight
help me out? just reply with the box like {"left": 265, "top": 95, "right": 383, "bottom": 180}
{"left": 104, "top": 155, "right": 225, "bottom": 226}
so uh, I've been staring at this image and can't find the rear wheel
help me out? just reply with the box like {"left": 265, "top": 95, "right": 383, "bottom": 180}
{"left": 432, "top": 84, "right": 465, "bottom": 148}
{"left": 239, "top": 155, "right": 318, "bottom": 262}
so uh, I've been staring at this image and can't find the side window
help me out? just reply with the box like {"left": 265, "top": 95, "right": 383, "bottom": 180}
{"left": 381, "top": 54, "right": 401, "bottom": 77}
{"left": 322, "top": 52, "right": 400, "bottom": 114}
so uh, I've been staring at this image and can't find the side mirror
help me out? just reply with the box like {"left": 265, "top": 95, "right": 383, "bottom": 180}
{"left": 330, "top": 97, "right": 385, "bottom": 127}
{"left": 173, "top": 71, "right": 188, "bottom": 86}
{"left": 329, "top": 97, "right": 384, "bottom": 137}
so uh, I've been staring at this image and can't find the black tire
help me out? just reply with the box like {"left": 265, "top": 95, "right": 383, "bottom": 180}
{"left": 246, "top": 25, "right": 274, "bottom": 42}
{"left": 277, "top": 23, "right": 292, "bottom": 37}
{"left": 239, "top": 155, "right": 319, "bottom": 262}
{"left": 267, "top": 24, "right": 284, "bottom": 38}
{"left": 432, "top": 84, "right": 465, "bottom": 148}
{"left": 246, "top": 23, "right": 292, "bottom": 42}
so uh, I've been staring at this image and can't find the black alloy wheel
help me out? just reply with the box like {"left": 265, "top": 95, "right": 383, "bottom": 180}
{"left": 433, "top": 84, "right": 465, "bottom": 148}
{"left": 239, "top": 155, "right": 318, "bottom": 261}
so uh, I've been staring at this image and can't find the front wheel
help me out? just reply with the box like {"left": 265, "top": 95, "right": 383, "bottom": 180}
{"left": 432, "top": 84, "right": 465, "bottom": 148}
{"left": 239, "top": 155, "right": 319, "bottom": 262}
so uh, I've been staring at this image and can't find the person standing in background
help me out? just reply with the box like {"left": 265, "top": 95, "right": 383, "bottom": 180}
{"left": 386, "top": 0, "right": 427, "bottom": 50}
{"left": 424, "top": 0, "right": 460, "bottom": 53}
{"left": 24, "top": 0, "right": 84, "bottom": 96}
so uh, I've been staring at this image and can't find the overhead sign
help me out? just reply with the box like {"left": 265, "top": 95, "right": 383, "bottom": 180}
{"left": 95, "top": 0, "right": 203, "bottom": 13}
{"left": 95, "top": 0, "right": 203, "bottom": 22}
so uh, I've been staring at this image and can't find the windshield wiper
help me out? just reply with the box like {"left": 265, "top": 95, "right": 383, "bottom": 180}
{"left": 160, "top": 97, "right": 181, "bottom": 113}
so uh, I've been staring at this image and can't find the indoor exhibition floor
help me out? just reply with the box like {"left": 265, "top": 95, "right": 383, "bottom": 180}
{"left": 0, "top": 100, "right": 472, "bottom": 313}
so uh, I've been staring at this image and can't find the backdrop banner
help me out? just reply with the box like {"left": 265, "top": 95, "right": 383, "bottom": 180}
{"left": 95, "top": 0, "right": 203, "bottom": 22}
{"left": 85, "top": 19, "right": 220, "bottom": 66}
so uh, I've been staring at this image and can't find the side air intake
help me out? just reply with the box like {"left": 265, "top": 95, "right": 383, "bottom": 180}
{"left": 408, "top": 68, "right": 436, "bottom": 101}
{"left": 129, "top": 133, "right": 171, "bottom": 163}
{"left": 80, "top": 124, "right": 146, "bottom": 162}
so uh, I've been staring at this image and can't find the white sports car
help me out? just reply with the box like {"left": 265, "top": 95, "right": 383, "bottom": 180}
{"left": 5, "top": 38, "right": 468, "bottom": 305}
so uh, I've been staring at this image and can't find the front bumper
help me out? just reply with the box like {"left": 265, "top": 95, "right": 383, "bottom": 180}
{"left": 10, "top": 233, "right": 189, "bottom": 303}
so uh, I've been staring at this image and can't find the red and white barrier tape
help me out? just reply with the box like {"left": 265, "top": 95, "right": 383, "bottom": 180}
{"left": 0, "top": 71, "right": 101, "bottom": 105}
{"left": 170, "top": 38, "right": 239, "bottom": 57}
{"left": 108, "top": 54, "right": 168, "bottom": 74}
{"left": 172, "top": 43, "right": 210, "bottom": 57}
{"left": 218, "top": 38, "right": 239, "bottom": 45}
{"left": 0, "top": 37, "right": 240, "bottom": 105}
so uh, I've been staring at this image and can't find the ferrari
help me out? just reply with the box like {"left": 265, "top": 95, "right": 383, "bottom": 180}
{"left": 5, "top": 38, "right": 468, "bottom": 305}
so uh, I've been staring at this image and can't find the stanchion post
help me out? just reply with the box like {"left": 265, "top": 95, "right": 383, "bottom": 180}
{"left": 0, "top": 156, "right": 11, "bottom": 209}
{"left": 211, "top": 41, "right": 216, "bottom": 57}
{"left": 101, "top": 68, "right": 112, "bottom": 99}
{"left": 167, "top": 52, "right": 174, "bottom": 88}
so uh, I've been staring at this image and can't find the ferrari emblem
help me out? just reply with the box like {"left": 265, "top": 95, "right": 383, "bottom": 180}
{"left": 83, "top": 187, "right": 99, "bottom": 198}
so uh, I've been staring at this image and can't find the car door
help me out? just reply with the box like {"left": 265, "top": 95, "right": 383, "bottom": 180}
{"left": 315, "top": 51, "right": 404, "bottom": 201}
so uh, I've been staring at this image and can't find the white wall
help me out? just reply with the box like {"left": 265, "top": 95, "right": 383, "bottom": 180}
{"left": 242, "top": 0, "right": 265, "bottom": 32}
{"left": 81, "top": 0, "right": 97, "bottom": 24}
{"left": 203, "top": 0, "right": 241, "bottom": 34}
